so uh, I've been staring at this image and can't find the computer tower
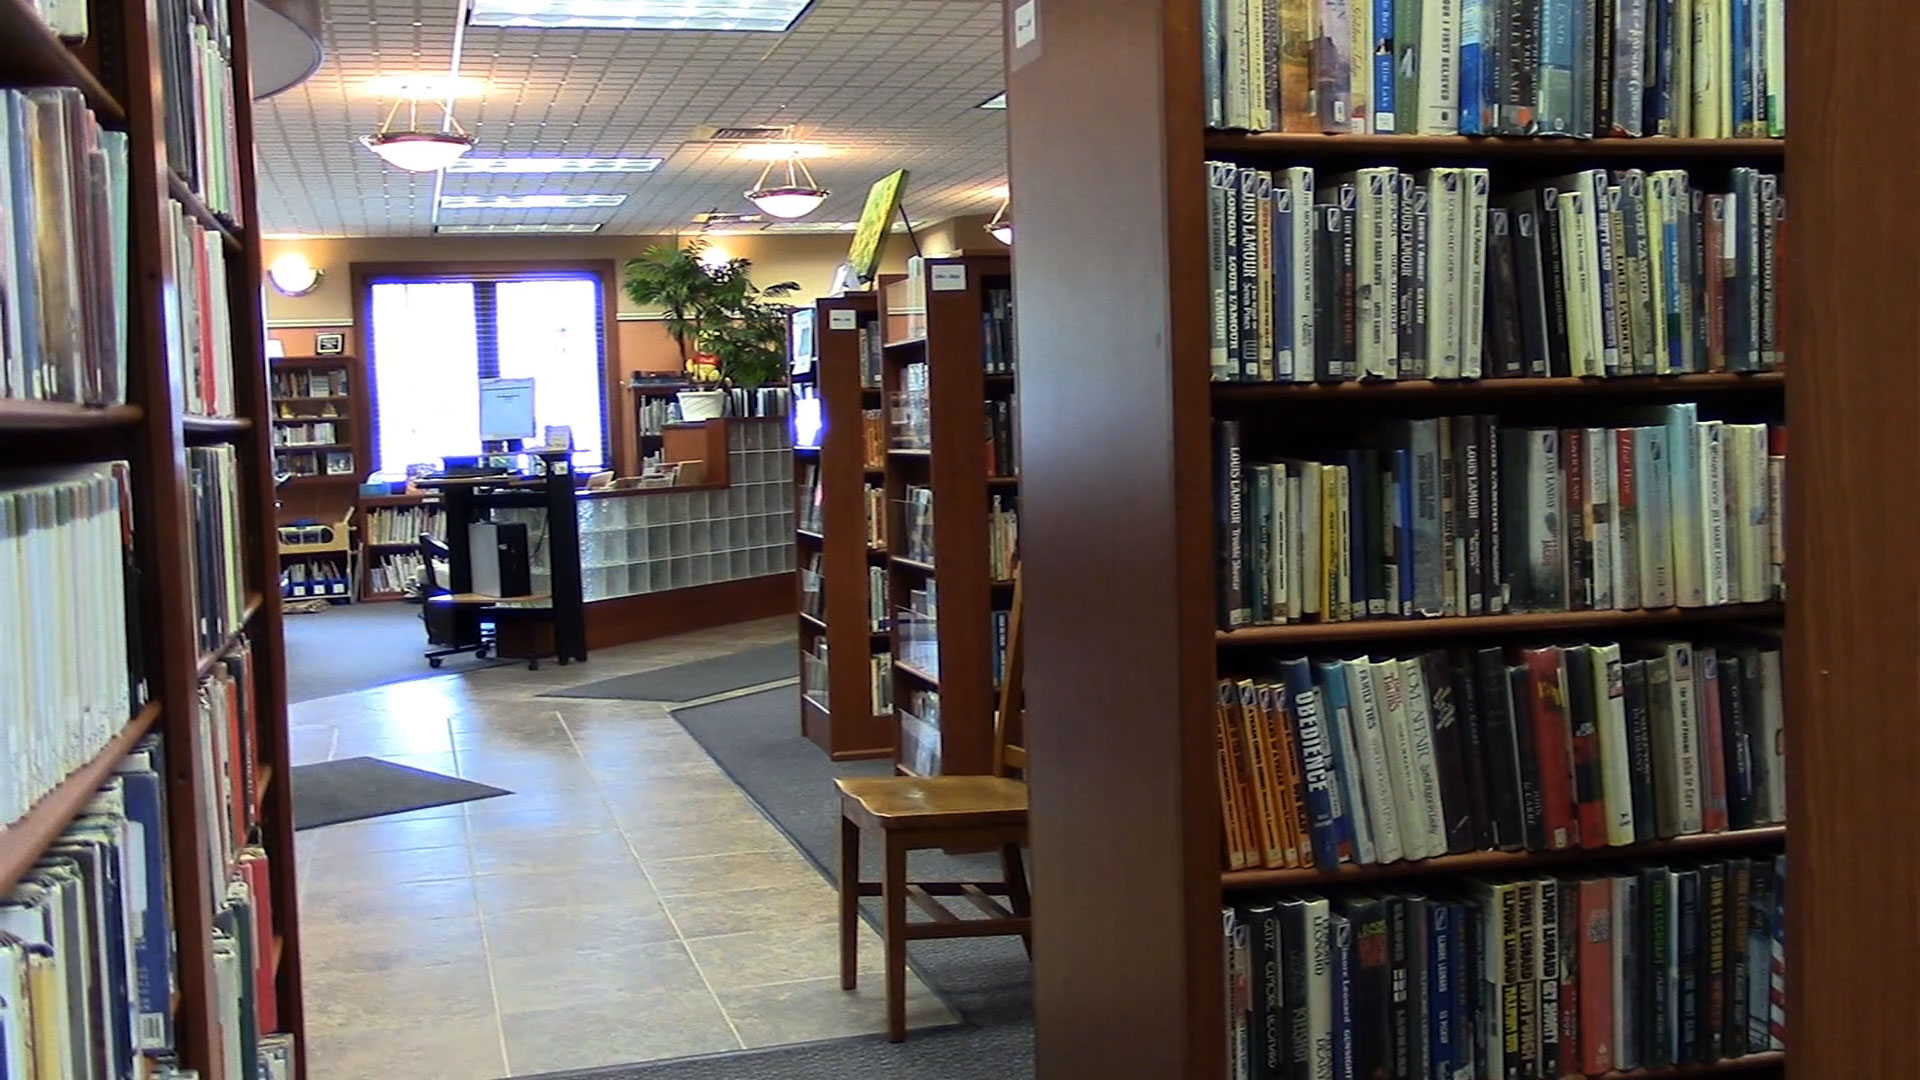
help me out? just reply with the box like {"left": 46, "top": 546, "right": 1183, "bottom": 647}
{"left": 469, "top": 521, "right": 533, "bottom": 598}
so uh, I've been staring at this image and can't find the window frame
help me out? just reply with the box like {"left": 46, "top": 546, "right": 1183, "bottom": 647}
{"left": 350, "top": 259, "right": 628, "bottom": 476}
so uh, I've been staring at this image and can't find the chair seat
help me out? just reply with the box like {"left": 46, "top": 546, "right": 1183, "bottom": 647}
{"left": 836, "top": 775, "right": 1028, "bottom": 830}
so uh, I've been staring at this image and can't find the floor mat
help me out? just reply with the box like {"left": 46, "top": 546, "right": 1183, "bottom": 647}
{"left": 632, "top": 685, "right": 1033, "bottom": 1080}
{"left": 291, "top": 757, "right": 511, "bottom": 829}
{"left": 283, "top": 601, "right": 507, "bottom": 703}
{"left": 539, "top": 643, "right": 798, "bottom": 703}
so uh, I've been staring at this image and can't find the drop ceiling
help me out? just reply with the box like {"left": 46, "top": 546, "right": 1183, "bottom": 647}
{"left": 254, "top": 0, "right": 1009, "bottom": 237}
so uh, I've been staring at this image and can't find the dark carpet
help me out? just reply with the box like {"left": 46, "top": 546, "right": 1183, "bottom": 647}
{"left": 282, "top": 602, "right": 506, "bottom": 703}
{"left": 290, "top": 757, "right": 511, "bottom": 829}
{"left": 539, "top": 643, "right": 799, "bottom": 703}
{"left": 530, "top": 684, "right": 1032, "bottom": 1080}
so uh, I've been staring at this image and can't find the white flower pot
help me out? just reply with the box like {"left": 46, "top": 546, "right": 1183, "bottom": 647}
{"left": 677, "top": 389, "right": 727, "bottom": 422}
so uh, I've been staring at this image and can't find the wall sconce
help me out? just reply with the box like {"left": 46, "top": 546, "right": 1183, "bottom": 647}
{"left": 268, "top": 253, "right": 324, "bottom": 296}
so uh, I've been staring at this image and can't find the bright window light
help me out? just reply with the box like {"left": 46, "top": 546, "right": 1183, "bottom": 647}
{"left": 978, "top": 92, "right": 1007, "bottom": 109}
{"left": 468, "top": 0, "right": 813, "bottom": 32}
{"left": 435, "top": 223, "right": 605, "bottom": 234}
{"left": 438, "top": 193, "right": 627, "bottom": 209}
{"left": 446, "top": 157, "right": 664, "bottom": 174}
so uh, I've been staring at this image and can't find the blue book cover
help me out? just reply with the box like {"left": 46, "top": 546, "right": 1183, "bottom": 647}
{"left": 1732, "top": 0, "right": 1755, "bottom": 134}
{"left": 1273, "top": 183, "right": 1296, "bottom": 380}
{"left": 1448, "top": 900, "right": 1473, "bottom": 1072}
{"left": 1394, "top": 447, "right": 1414, "bottom": 615}
{"left": 1429, "top": 902, "right": 1455, "bottom": 1078}
{"left": 1375, "top": 0, "right": 1398, "bottom": 131}
{"left": 1660, "top": 183, "right": 1685, "bottom": 372}
{"left": 1332, "top": 912, "right": 1358, "bottom": 1079}
{"left": 1281, "top": 656, "right": 1343, "bottom": 870}
{"left": 1203, "top": 0, "right": 1226, "bottom": 128}
{"left": 1316, "top": 659, "right": 1370, "bottom": 863}
{"left": 115, "top": 751, "right": 173, "bottom": 1052}
{"left": 1648, "top": 0, "right": 1676, "bottom": 133}
{"left": 1539, "top": 0, "right": 1576, "bottom": 134}
{"left": 1459, "top": 0, "right": 1485, "bottom": 133}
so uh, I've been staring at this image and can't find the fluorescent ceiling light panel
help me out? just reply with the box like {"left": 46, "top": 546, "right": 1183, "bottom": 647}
{"left": 364, "top": 75, "right": 487, "bottom": 99}
{"left": 735, "top": 142, "right": 831, "bottom": 161}
{"left": 761, "top": 221, "right": 858, "bottom": 233}
{"left": 468, "top": 0, "right": 812, "bottom": 32}
{"left": 978, "top": 92, "right": 1007, "bottom": 109}
{"left": 438, "top": 193, "right": 627, "bottom": 209}
{"left": 435, "top": 223, "right": 605, "bottom": 234}
{"left": 446, "top": 157, "right": 663, "bottom": 174}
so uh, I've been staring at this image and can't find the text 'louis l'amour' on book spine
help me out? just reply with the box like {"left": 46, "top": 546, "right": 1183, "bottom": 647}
{"left": 1205, "top": 0, "right": 1786, "bottom": 139}
{"left": 1214, "top": 641, "right": 1783, "bottom": 875}
{"left": 1213, "top": 410, "right": 1781, "bottom": 629}
{"left": 1206, "top": 163, "right": 1783, "bottom": 384}
{"left": 1221, "top": 855, "right": 1786, "bottom": 1080}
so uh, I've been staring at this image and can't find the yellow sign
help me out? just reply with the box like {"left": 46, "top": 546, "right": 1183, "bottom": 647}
{"left": 848, "top": 169, "right": 910, "bottom": 284}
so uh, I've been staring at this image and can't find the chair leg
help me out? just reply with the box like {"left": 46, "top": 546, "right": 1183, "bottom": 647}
{"left": 839, "top": 814, "right": 860, "bottom": 991}
{"left": 1002, "top": 844, "right": 1033, "bottom": 959}
{"left": 882, "top": 832, "right": 908, "bottom": 1042}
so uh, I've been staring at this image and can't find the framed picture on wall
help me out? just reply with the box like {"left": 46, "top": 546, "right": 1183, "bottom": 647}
{"left": 315, "top": 332, "right": 345, "bottom": 355}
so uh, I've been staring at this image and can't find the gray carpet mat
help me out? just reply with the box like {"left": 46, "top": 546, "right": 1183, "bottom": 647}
{"left": 538, "top": 643, "right": 798, "bottom": 703}
{"left": 540, "top": 685, "right": 1031, "bottom": 1080}
{"left": 284, "top": 602, "right": 508, "bottom": 703}
{"left": 291, "top": 757, "right": 511, "bottom": 829}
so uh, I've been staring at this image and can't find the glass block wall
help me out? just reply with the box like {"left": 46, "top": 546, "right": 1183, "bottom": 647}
{"left": 502, "top": 420, "right": 797, "bottom": 602}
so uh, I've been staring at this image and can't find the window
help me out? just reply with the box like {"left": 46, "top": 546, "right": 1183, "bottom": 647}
{"left": 366, "top": 270, "right": 609, "bottom": 473}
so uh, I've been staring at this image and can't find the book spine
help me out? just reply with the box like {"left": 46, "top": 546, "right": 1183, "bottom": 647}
{"left": 1332, "top": 913, "right": 1356, "bottom": 1080}
{"left": 1350, "top": 661, "right": 1406, "bottom": 862}
{"left": 1667, "top": 642, "right": 1704, "bottom": 834}
{"left": 1252, "top": 905, "right": 1287, "bottom": 1079}
{"left": 1430, "top": 902, "right": 1456, "bottom": 1079}
{"left": 1579, "top": 878, "right": 1616, "bottom": 1074}
{"left": 1266, "top": 683, "right": 1310, "bottom": 867}
{"left": 1476, "top": 648, "right": 1527, "bottom": 849}
{"left": 1539, "top": 0, "right": 1576, "bottom": 132}
{"left": 1388, "top": 897, "right": 1414, "bottom": 1079}
{"left": 1306, "top": 900, "right": 1336, "bottom": 1080}
{"left": 1615, "top": 429, "right": 1642, "bottom": 609}
{"left": 1376, "top": 660, "right": 1433, "bottom": 860}
{"left": 1527, "top": 648, "right": 1578, "bottom": 849}
{"left": 1397, "top": 171, "right": 1422, "bottom": 377}
{"left": 1565, "top": 646, "right": 1608, "bottom": 848}
{"left": 1375, "top": 0, "right": 1400, "bottom": 130}
{"left": 1696, "top": 650, "right": 1731, "bottom": 832}
{"left": 1240, "top": 168, "right": 1264, "bottom": 380}
{"left": 1217, "top": 420, "right": 1252, "bottom": 628}
{"left": 1286, "top": 659, "right": 1345, "bottom": 870}
{"left": 1357, "top": 170, "right": 1396, "bottom": 379}
{"left": 1727, "top": 858, "right": 1752, "bottom": 1057}
{"left": 1460, "top": 0, "right": 1486, "bottom": 134}
{"left": 1319, "top": 659, "right": 1375, "bottom": 863}
{"left": 1461, "top": 169, "right": 1490, "bottom": 380}
{"left": 1205, "top": 0, "right": 1228, "bottom": 126}
{"left": 1319, "top": 0, "right": 1356, "bottom": 130}
{"left": 1210, "top": 163, "right": 1234, "bottom": 380}
{"left": 1537, "top": 878, "right": 1563, "bottom": 1077}
{"left": 1399, "top": 658, "right": 1449, "bottom": 858}
{"left": 1281, "top": 0, "right": 1319, "bottom": 131}
{"left": 1419, "top": 0, "right": 1459, "bottom": 132}
{"left": 1287, "top": 168, "right": 1317, "bottom": 380}
{"left": 1350, "top": 0, "right": 1372, "bottom": 132}
{"left": 1429, "top": 169, "right": 1464, "bottom": 378}
{"left": 1460, "top": 419, "right": 1485, "bottom": 618}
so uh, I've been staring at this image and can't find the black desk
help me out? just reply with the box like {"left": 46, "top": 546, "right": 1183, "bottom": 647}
{"left": 415, "top": 450, "right": 588, "bottom": 668}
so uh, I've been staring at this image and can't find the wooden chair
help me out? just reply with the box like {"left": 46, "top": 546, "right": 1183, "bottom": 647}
{"left": 836, "top": 568, "right": 1030, "bottom": 1041}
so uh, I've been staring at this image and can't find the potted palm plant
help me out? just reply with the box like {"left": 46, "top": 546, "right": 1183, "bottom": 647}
{"left": 624, "top": 239, "right": 801, "bottom": 421}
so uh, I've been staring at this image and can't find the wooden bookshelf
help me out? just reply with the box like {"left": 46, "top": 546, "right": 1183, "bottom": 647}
{"left": 1007, "top": 4, "right": 1807, "bottom": 1078}
{"left": 791, "top": 295, "right": 893, "bottom": 761}
{"left": 0, "top": 0, "right": 308, "bottom": 1074}
{"left": 269, "top": 353, "right": 366, "bottom": 485}
{"left": 877, "top": 253, "right": 1016, "bottom": 777}
{"left": 356, "top": 491, "right": 441, "bottom": 602}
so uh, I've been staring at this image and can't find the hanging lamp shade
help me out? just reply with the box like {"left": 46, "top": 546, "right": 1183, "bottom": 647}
{"left": 746, "top": 153, "right": 829, "bottom": 219}
{"left": 987, "top": 193, "right": 1013, "bottom": 245}
{"left": 361, "top": 97, "right": 477, "bottom": 172}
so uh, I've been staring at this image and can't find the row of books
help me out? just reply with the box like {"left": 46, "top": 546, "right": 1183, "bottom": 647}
{"left": 1214, "top": 408, "right": 1783, "bottom": 628}
{"left": 366, "top": 551, "right": 423, "bottom": 596}
{"left": 283, "top": 559, "right": 351, "bottom": 600}
{"left": 0, "top": 89, "right": 129, "bottom": 405}
{"left": 858, "top": 321, "right": 883, "bottom": 389}
{"left": 276, "top": 448, "right": 354, "bottom": 477}
{"left": 271, "top": 420, "right": 341, "bottom": 447}
{"left": 871, "top": 652, "right": 894, "bottom": 716}
{"left": 1206, "top": 163, "right": 1783, "bottom": 383}
{"left": 364, "top": 503, "right": 444, "bottom": 546}
{"left": 865, "top": 483, "right": 886, "bottom": 549}
{"left": 637, "top": 394, "right": 674, "bottom": 437}
{"left": 1205, "top": 0, "right": 1787, "bottom": 139}
{"left": 1223, "top": 856, "right": 1785, "bottom": 1080}
{"left": 862, "top": 409, "right": 886, "bottom": 471}
{"left": 985, "top": 397, "right": 1019, "bottom": 479}
{"left": 270, "top": 368, "right": 347, "bottom": 399}
{"left": 197, "top": 645, "right": 259, "bottom": 888}
{"left": 169, "top": 205, "right": 237, "bottom": 417}
{"left": 0, "top": 464, "right": 143, "bottom": 824}
{"left": 1215, "top": 640, "right": 1783, "bottom": 873}
{"left": 988, "top": 495, "right": 1019, "bottom": 582}
{"left": 800, "top": 552, "right": 825, "bottom": 620}
{"left": 983, "top": 284, "right": 1017, "bottom": 375}
{"left": 187, "top": 446, "right": 247, "bottom": 650}
{"left": 798, "top": 464, "right": 824, "bottom": 534}
{"left": 157, "top": 0, "right": 242, "bottom": 217}
{"left": 892, "top": 362, "right": 931, "bottom": 450}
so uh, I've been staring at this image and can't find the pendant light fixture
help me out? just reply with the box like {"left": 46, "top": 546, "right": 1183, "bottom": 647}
{"left": 361, "top": 94, "right": 476, "bottom": 171}
{"left": 987, "top": 194, "right": 1013, "bottom": 245}
{"left": 746, "top": 149, "right": 829, "bottom": 219}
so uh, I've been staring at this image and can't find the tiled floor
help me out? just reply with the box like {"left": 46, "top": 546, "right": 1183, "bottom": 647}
{"left": 287, "top": 616, "right": 955, "bottom": 1080}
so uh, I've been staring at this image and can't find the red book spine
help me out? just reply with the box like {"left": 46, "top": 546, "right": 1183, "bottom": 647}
{"left": 241, "top": 855, "right": 279, "bottom": 1031}
{"left": 1578, "top": 878, "right": 1616, "bottom": 1075}
{"left": 1562, "top": 428, "right": 1590, "bottom": 610}
{"left": 1697, "top": 650, "right": 1731, "bottom": 832}
{"left": 1526, "top": 646, "right": 1579, "bottom": 849}
{"left": 1615, "top": 430, "right": 1638, "bottom": 605}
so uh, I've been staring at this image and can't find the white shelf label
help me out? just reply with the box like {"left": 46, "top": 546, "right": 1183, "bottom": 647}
{"left": 829, "top": 309, "right": 858, "bottom": 331}
{"left": 1013, "top": 0, "right": 1038, "bottom": 49}
{"left": 931, "top": 264, "right": 968, "bottom": 292}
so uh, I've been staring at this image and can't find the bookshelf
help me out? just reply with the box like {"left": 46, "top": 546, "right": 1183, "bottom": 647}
{"left": 1, "top": 0, "right": 304, "bottom": 1075}
{"left": 792, "top": 294, "right": 895, "bottom": 760}
{"left": 877, "top": 253, "right": 1018, "bottom": 778}
{"left": 357, "top": 492, "right": 444, "bottom": 602}
{"left": 269, "top": 353, "right": 366, "bottom": 482}
{"left": 1006, "top": 3, "right": 1802, "bottom": 1078}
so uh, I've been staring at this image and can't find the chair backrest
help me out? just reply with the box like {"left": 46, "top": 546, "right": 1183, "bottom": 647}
{"left": 420, "top": 533, "right": 451, "bottom": 594}
{"left": 991, "top": 564, "right": 1025, "bottom": 779}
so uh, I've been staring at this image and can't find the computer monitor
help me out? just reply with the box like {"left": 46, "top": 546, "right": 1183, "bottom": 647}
{"left": 478, "top": 377, "right": 537, "bottom": 444}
